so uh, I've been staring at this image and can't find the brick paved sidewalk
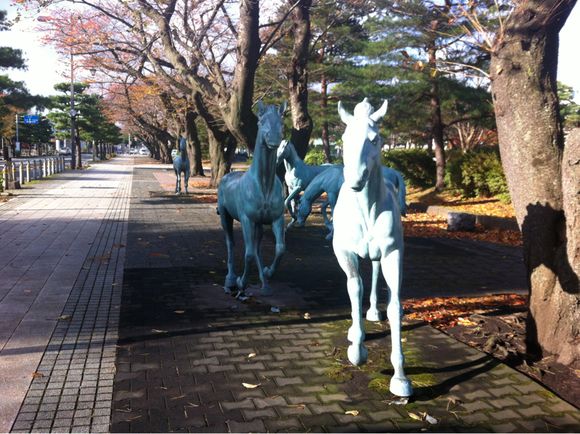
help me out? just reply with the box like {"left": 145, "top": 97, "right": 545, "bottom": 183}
{"left": 8, "top": 164, "right": 580, "bottom": 433}
{"left": 110, "top": 167, "right": 577, "bottom": 433}
{"left": 1, "top": 159, "right": 132, "bottom": 432}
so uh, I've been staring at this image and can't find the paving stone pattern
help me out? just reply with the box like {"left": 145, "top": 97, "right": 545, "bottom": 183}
{"left": 111, "top": 167, "right": 579, "bottom": 433}
{"left": 10, "top": 163, "right": 132, "bottom": 433}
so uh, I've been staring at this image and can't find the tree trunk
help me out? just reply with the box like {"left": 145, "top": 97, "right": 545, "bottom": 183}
{"left": 287, "top": 0, "right": 313, "bottom": 159}
{"left": 225, "top": 0, "right": 260, "bottom": 151}
{"left": 428, "top": 32, "right": 445, "bottom": 191}
{"left": 158, "top": 139, "right": 171, "bottom": 164}
{"left": 186, "top": 109, "right": 204, "bottom": 176}
{"left": 320, "top": 71, "right": 332, "bottom": 163}
{"left": 490, "top": 0, "right": 579, "bottom": 365}
{"left": 194, "top": 92, "right": 234, "bottom": 187}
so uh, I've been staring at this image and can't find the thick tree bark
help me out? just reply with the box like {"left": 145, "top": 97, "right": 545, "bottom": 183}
{"left": 194, "top": 92, "right": 233, "bottom": 187}
{"left": 428, "top": 30, "right": 445, "bottom": 191}
{"left": 225, "top": 0, "right": 259, "bottom": 151}
{"left": 185, "top": 109, "right": 204, "bottom": 176}
{"left": 490, "top": 0, "right": 579, "bottom": 365}
{"left": 320, "top": 71, "right": 332, "bottom": 163}
{"left": 287, "top": 0, "right": 313, "bottom": 159}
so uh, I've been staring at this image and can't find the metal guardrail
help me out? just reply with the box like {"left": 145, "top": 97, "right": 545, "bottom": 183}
{"left": 0, "top": 157, "right": 67, "bottom": 192}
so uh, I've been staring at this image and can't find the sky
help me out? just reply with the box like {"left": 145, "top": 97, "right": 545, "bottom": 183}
{"left": 0, "top": 0, "right": 579, "bottom": 102}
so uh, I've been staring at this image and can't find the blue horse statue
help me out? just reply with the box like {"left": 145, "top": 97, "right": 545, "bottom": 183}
{"left": 217, "top": 101, "right": 287, "bottom": 296}
{"left": 173, "top": 137, "right": 190, "bottom": 194}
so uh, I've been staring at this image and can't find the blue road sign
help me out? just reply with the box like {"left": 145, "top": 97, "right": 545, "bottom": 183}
{"left": 23, "top": 115, "right": 40, "bottom": 124}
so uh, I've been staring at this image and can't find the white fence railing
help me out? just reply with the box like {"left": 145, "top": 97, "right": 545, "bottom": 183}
{"left": 0, "top": 157, "right": 66, "bottom": 191}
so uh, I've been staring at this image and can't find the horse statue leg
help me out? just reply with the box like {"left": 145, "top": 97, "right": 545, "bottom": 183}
{"left": 184, "top": 163, "right": 190, "bottom": 194}
{"left": 285, "top": 187, "right": 301, "bottom": 228}
{"left": 175, "top": 171, "right": 181, "bottom": 195}
{"left": 253, "top": 224, "right": 273, "bottom": 296}
{"left": 219, "top": 208, "right": 237, "bottom": 293}
{"left": 236, "top": 218, "right": 258, "bottom": 293}
{"left": 262, "top": 214, "right": 285, "bottom": 294}
{"left": 381, "top": 248, "right": 413, "bottom": 397}
{"left": 324, "top": 192, "right": 339, "bottom": 240}
{"left": 366, "top": 260, "right": 386, "bottom": 321}
{"left": 335, "top": 248, "right": 368, "bottom": 366}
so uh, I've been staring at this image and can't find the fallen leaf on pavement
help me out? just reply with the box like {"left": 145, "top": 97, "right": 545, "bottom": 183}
{"left": 58, "top": 315, "right": 71, "bottom": 321}
{"left": 345, "top": 410, "right": 359, "bottom": 416}
{"left": 32, "top": 372, "right": 44, "bottom": 379}
{"left": 408, "top": 412, "right": 422, "bottom": 421}
{"left": 422, "top": 412, "right": 438, "bottom": 425}
{"left": 303, "top": 312, "right": 311, "bottom": 320}
{"left": 248, "top": 353, "right": 257, "bottom": 358}
{"left": 242, "top": 383, "right": 261, "bottom": 389}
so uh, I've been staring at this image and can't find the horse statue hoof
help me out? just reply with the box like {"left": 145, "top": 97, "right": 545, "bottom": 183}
{"left": 260, "top": 284, "right": 273, "bottom": 296}
{"left": 236, "top": 277, "right": 246, "bottom": 291}
{"left": 389, "top": 376, "right": 413, "bottom": 397}
{"left": 263, "top": 266, "right": 273, "bottom": 279}
{"left": 366, "top": 308, "right": 386, "bottom": 322}
{"left": 347, "top": 344, "right": 368, "bottom": 366}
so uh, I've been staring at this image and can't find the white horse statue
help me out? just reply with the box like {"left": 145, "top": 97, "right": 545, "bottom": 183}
{"left": 276, "top": 139, "right": 336, "bottom": 227}
{"left": 332, "top": 97, "right": 413, "bottom": 397}
{"left": 295, "top": 165, "right": 407, "bottom": 239}
{"left": 217, "top": 101, "right": 287, "bottom": 296}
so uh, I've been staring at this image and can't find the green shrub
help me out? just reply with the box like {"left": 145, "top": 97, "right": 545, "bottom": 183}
{"left": 445, "top": 147, "right": 511, "bottom": 203}
{"left": 382, "top": 148, "right": 435, "bottom": 188}
{"left": 304, "top": 148, "right": 342, "bottom": 165}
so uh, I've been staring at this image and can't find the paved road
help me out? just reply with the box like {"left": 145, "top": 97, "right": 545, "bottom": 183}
{"left": 3, "top": 159, "right": 579, "bottom": 433}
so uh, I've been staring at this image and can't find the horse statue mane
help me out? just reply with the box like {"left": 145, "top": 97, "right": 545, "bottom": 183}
{"left": 332, "top": 97, "right": 413, "bottom": 398}
{"left": 173, "top": 137, "right": 190, "bottom": 194}
{"left": 217, "top": 100, "right": 288, "bottom": 295}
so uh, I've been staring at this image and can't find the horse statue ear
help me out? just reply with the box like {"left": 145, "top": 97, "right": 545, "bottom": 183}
{"left": 257, "top": 99, "right": 266, "bottom": 116}
{"left": 338, "top": 101, "right": 353, "bottom": 125}
{"left": 279, "top": 101, "right": 288, "bottom": 116}
{"left": 370, "top": 100, "right": 388, "bottom": 123}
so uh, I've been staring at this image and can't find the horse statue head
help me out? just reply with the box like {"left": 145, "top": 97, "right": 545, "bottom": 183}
{"left": 276, "top": 138, "right": 291, "bottom": 165}
{"left": 257, "top": 100, "right": 287, "bottom": 150}
{"left": 338, "top": 97, "right": 388, "bottom": 191}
